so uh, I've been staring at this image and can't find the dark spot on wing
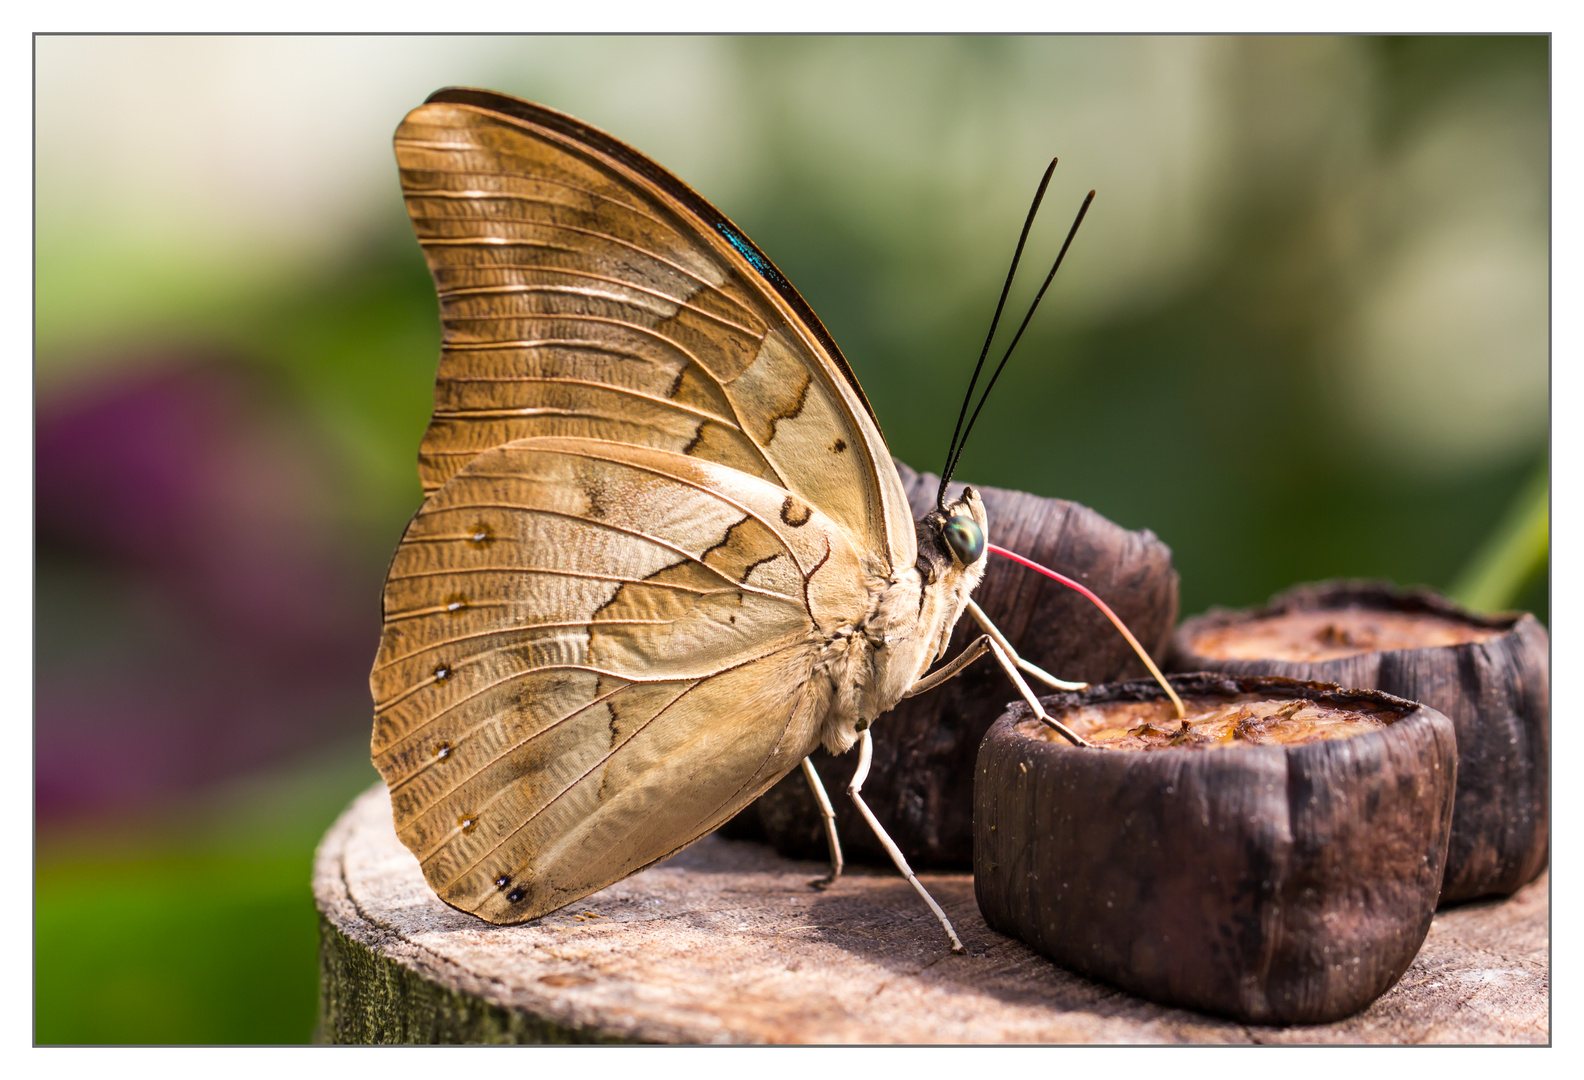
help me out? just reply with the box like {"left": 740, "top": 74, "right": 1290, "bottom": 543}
{"left": 832, "top": 438, "right": 847, "bottom": 453}
{"left": 780, "top": 495, "right": 812, "bottom": 528}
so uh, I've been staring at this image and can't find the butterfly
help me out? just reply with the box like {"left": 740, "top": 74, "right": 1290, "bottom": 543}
{"left": 368, "top": 87, "right": 1163, "bottom": 954}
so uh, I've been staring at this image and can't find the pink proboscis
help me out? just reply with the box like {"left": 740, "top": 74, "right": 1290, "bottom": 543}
{"left": 988, "top": 543, "right": 1185, "bottom": 720}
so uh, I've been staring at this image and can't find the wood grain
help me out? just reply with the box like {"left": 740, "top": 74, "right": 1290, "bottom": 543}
{"left": 316, "top": 784, "right": 1547, "bottom": 1044}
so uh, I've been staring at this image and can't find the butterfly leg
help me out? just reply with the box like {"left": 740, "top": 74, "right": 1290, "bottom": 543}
{"left": 845, "top": 730, "right": 966, "bottom": 954}
{"left": 982, "top": 637, "right": 1092, "bottom": 747}
{"left": 964, "top": 598, "right": 1087, "bottom": 691}
{"left": 901, "top": 635, "right": 992, "bottom": 699}
{"left": 800, "top": 756, "right": 844, "bottom": 889}
{"left": 904, "top": 632, "right": 1090, "bottom": 748}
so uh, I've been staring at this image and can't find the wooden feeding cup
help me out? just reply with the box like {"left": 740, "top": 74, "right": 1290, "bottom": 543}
{"left": 973, "top": 673, "right": 1457, "bottom": 1025}
{"left": 1172, "top": 581, "right": 1548, "bottom": 904}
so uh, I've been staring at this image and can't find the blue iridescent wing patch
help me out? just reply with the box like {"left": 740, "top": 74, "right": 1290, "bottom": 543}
{"left": 715, "top": 221, "right": 784, "bottom": 287}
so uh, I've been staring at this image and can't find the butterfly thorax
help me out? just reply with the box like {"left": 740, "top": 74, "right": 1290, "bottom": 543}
{"left": 813, "top": 489, "right": 989, "bottom": 755}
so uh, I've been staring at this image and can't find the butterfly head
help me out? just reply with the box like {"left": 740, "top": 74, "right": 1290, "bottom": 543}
{"left": 941, "top": 487, "right": 988, "bottom": 567}
{"left": 918, "top": 486, "right": 989, "bottom": 579}
{"left": 943, "top": 513, "right": 985, "bottom": 566}
{"left": 908, "top": 486, "right": 991, "bottom": 679}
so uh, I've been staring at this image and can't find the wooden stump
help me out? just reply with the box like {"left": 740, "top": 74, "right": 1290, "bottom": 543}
{"left": 315, "top": 784, "right": 1548, "bottom": 1044}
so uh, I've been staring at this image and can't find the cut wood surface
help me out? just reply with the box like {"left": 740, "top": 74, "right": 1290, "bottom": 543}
{"left": 315, "top": 783, "right": 1548, "bottom": 1044}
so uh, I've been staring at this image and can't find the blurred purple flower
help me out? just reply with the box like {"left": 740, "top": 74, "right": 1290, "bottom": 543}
{"left": 36, "top": 360, "right": 381, "bottom": 822}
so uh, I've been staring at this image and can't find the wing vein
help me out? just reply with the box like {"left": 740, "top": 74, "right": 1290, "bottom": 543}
{"left": 439, "top": 313, "right": 716, "bottom": 372}
{"left": 390, "top": 678, "right": 637, "bottom": 806}
{"left": 403, "top": 182, "right": 669, "bottom": 234}
{"left": 416, "top": 219, "right": 748, "bottom": 304}
{"left": 497, "top": 447, "right": 809, "bottom": 582}
{"left": 431, "top": 377, "right": 743, "bottom": 430}
{"left": 374, "top": 655, "right": 753, "bottom": 754}
{"left": 382, "top": 564, "right": 735, "bottom": 590}
{"left": 427, "top": 639, "right": 811, "bottom": 889}
{"left": 437, "top": 271, "right": 760, "bottom": 335}
{"left": 372, "top": 616, "right": 689, "bottom": 684}
{"left": 410, "top": 499, "right": 803, "bottom": 602}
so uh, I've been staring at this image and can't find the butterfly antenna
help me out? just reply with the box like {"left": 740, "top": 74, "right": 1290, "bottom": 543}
{"left": 938, "top": 158, "right": 1058, "bottom": 512}
{"left": 943, "top": 190, "right": 1095, "bottom": 492}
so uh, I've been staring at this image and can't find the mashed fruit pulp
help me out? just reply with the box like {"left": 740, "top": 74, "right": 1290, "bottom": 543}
{"left": 1019, "top": 694, "right": 1399, "bottom": 750}
{"left": 1188, "top": 608, "right": 1502, "bottom": 663}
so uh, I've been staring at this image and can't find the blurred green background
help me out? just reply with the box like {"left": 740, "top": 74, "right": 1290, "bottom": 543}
{"left": 34, "top": 35, "right": 1548, "bottom": 1043}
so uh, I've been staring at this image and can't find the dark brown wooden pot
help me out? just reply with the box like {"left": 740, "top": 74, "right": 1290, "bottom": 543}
{"left": 1171, "top": 581, "right": 1548, "bottom": 904}
{"left": 973, "top": 673, "right": 1457, "bottom": 1025}
{"left": 721, "top": 458, "right": 1179, "bottom": 869}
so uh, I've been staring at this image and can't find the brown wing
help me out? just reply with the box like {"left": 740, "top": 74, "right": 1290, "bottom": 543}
{"left": 395, "top": 88, "right": 914, "bottom": 574}
{"left": 370, "top": 436, "right": 869, "bottom": 921}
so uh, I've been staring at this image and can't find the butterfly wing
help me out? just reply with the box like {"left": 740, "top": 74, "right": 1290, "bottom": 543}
{"left": 395, "top": 88, "right": 913, "bottom": 573}
{"left": 371, "top": 436, "right": 871, "bottom": 921}
{"left": 375, "top": 89, "right": 914, "bottom": 922}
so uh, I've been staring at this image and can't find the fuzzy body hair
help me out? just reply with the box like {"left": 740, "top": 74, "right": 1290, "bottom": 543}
{"left": 814, "top": 488, "right": 989, "bottom": 755}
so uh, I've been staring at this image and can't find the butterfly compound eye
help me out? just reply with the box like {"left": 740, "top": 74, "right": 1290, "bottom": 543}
{"left": 943, "top": 515, "right": 985, "bottom": 565}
